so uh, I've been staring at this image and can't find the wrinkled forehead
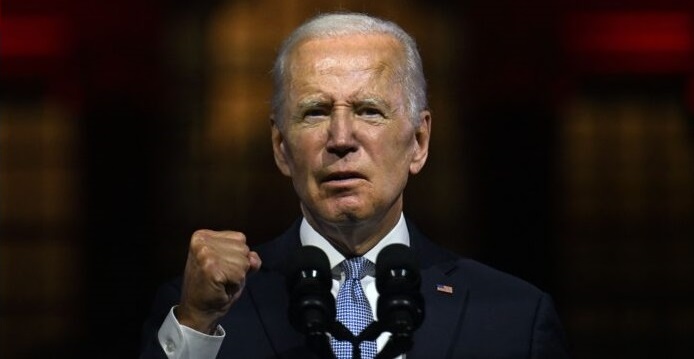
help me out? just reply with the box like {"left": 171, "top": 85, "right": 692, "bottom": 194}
{"left": 285, "top": 33, "right": 406, "bottom": 81}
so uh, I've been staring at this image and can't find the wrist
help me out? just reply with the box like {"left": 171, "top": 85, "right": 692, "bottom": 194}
{"left": 174, "top": 305, "right": 220, "bottom": 335}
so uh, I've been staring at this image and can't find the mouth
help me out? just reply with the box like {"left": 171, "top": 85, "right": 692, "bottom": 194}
{"left": 321, "top": 171, "right": 367, "bottom": 183}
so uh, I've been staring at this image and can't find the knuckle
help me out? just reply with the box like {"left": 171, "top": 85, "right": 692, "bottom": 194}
{"left": 190, "top": 230, "right": 209, "bottom": 249}
{"left": 194, "top": 244, "right": 210, "bottom": 261}
{"left": 199, "top": 255, "right": 217, "bottom": 272}
{"left": 191, "top": 229, "right": 209, "bottom": 241}
{"left": 221, "top": 231, "right": 246, "bottom": 243}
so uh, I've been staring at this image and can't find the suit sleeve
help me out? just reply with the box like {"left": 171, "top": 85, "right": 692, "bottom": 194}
{"left": 530, "top": 293, "right": 571, "bottom": 359}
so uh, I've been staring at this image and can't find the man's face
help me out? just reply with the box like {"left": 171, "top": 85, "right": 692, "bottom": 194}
{"left": 272, "top": 33, "right": 430, "bottom": 231}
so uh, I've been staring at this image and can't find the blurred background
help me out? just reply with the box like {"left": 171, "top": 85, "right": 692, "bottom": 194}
{"left": 2, "top": 0, "right": 693, "bottom": 358}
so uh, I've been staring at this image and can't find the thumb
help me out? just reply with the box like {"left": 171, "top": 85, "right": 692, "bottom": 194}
{"left": 248, "top": 251, "right": 262, "bottom": 272}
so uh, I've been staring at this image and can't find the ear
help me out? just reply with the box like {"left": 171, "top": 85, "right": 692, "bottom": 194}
{"left": 409, "top": 110, "right": 431, "bottom": 175}
{"left": 271, "top": 117, "right": 292, "bottom": 177}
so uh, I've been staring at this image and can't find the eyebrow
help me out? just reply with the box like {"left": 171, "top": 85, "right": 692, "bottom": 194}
{"left": 294, "top": 95, "right": 394, "bottom": 114}
{"left": 355, "top": 97, "right": 390, "bottom": 109}
{"left": 296, "top": 98, "right": 331, "bottom": 110}
{"left": 350, "top": 96, "right": 397, "bottom": 117}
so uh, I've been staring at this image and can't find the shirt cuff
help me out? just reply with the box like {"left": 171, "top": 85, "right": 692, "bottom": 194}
{"left": 157, "top": 306, "right": 225, "bottom": 359}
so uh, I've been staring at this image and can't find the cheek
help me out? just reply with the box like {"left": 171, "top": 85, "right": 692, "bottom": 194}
{"left": 385, "top": 128, "right": 416, "bottom": 161}
{"left": 285, "top": 132, "right": 323, "bottom": 173}
{"left": 371, "top": 130, "right": 415, "bottom": 181}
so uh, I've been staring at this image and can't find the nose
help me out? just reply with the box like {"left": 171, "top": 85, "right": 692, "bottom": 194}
{"left": 326, "top": 109, "right": 358, "bottom": 157}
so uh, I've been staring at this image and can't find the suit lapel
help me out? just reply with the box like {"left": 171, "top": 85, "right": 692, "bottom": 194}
{"left": 407, "top": 221, "right": 469, "bottom": 359}
{"left": 246, "top": 220, "right": 309, "bottom": 356}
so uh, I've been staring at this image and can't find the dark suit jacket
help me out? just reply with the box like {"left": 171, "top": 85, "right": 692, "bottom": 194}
{"left": 141, "top": 219, "right": 569, "bottom": 358}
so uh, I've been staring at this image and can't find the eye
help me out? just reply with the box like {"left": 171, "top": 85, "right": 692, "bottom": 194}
{"left": 356, "top": 107, "right": 384, "bottom": 118}
{"left": 304, "top": 107, "right": 329, "bottom": 117}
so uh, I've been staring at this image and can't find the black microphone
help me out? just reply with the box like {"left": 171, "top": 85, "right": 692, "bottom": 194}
{"left": 374, "top": 244, "right": 425, "bottom": 359}
{"left": 285, "top": 245, "right": 335, "bottom": 336}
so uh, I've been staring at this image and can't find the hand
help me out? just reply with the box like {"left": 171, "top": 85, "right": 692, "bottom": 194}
{"left": 176, "top": 229, "right": 262, "bottom": 334}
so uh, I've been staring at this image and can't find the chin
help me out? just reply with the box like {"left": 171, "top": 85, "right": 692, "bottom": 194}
{"left": 303, "top": 195, "right": 378, "bottom": 226}
{"left": 319, "top": 206, "right": 373, "bottom": 226}
{"left": 322, "top": 209, "right": 363, "bottom": 223}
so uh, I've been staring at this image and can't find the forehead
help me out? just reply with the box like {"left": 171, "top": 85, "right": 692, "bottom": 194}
{"left": 287, "top": 33, "right": 404, "bottom": 80}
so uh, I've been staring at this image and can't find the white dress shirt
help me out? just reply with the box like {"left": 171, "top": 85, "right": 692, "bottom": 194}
{"left": 158, "top": 214, "right": 410, "bottom": 359}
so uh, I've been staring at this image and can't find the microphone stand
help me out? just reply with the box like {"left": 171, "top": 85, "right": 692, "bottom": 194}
{"left": 328, "top": 319, "right": 413, "bottom": 359}
{"left": 322, "top": 320, "right": 382, "bottom": 359}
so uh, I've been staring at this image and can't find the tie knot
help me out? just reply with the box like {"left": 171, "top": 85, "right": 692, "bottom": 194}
{"left": 341, "top": 257, "right": 371, "bottom": 280}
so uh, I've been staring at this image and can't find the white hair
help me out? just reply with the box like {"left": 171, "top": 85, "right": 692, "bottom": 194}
{"left": 271, "top": 12, "right": 428, "bottom": 126}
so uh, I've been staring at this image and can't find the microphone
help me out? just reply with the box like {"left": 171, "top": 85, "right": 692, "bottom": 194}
{"left": 374, "top": 244, "right": 425, "bottom": 359}
{"left": 286, "top": 245, "right": 337, "bottom": 359}
{"left": 285, "top": 245, "right": 335, "bottom": 336}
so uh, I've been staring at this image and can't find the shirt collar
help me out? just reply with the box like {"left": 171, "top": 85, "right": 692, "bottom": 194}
{"left": 299, "top": 213, "right": 410, "bottom": 275}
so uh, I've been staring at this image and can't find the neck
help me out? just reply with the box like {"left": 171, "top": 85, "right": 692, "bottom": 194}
{"left": 302, "top": 203, "right": 402, "bottom": 257}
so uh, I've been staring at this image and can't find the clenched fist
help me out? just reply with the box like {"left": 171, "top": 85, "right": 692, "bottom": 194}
{"left": 176, "top": 230, "right": 262, "bottom": 334}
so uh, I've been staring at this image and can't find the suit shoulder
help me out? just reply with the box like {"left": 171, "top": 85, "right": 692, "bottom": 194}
{"left": 455, "top": 258, "right": 546, "bottom": 299}
{"left": 251, "top": 219, "right": 302, "bottom": 270}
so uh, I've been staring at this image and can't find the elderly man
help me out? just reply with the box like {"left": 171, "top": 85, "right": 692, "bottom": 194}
{"left": 140, "top": 12, "right": 569, "bottom": 359}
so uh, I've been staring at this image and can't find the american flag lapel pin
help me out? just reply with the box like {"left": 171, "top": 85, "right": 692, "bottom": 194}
{"left": 436, "top": 284, "right": 454, "bottom": 294}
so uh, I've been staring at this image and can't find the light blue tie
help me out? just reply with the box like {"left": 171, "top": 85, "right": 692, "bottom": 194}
{"left": 332, "top": 257, "right": 377, "bottom": 359}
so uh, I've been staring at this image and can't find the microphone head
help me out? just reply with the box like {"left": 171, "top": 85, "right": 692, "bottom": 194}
{"left": 375, "top": 244, "right": 425, "bottom": 334}
{"left": 285, "top": 245, "right": 332, "bottom": 292}
{"left": 285, "top": 245, "right": 335, "bottom": 335}
{"left": 375, "top": 243, "right": 421, "bottom": 294}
